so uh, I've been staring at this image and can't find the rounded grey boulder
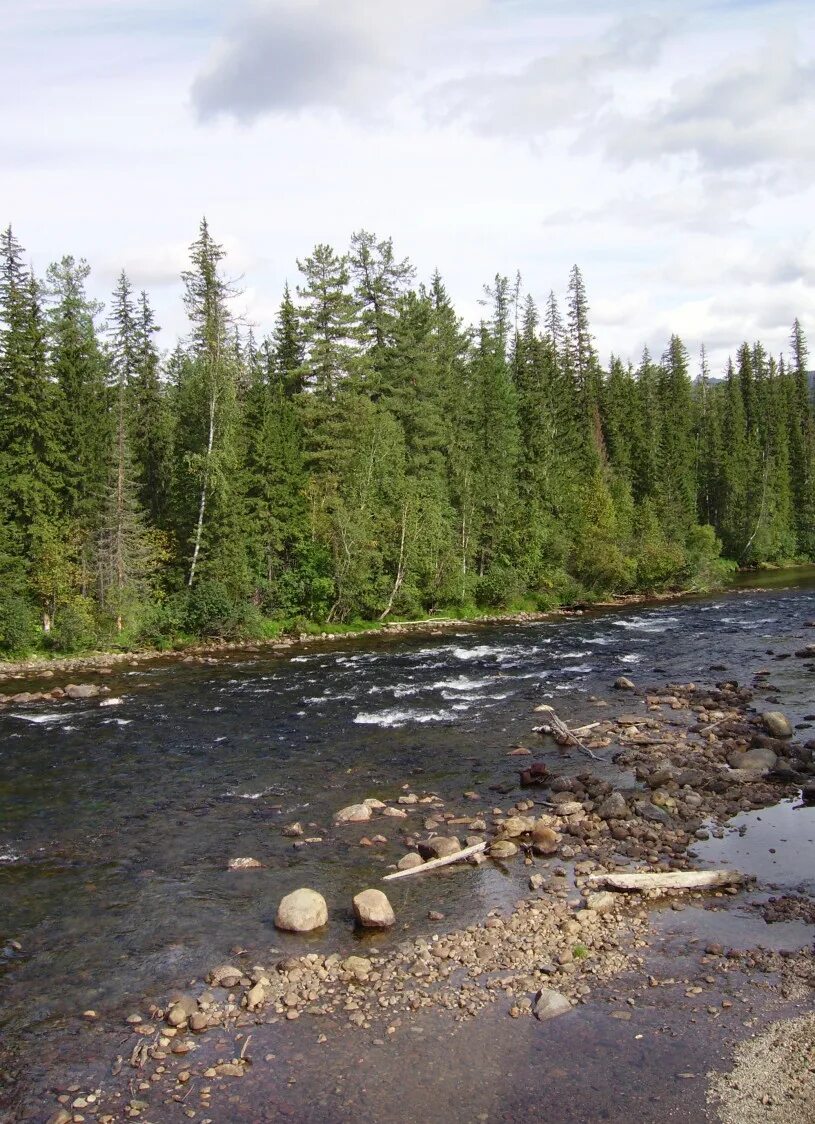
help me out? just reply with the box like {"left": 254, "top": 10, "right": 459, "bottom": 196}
{"left": 352, "top": 888, "right": 395, "bottom": 929}
{"left": 275, "top": 888, "right": 328, "bottom": 932}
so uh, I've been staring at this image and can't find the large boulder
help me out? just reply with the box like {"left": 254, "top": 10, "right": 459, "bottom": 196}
{"left": 613, "top": 676, "right": 636, "bottom": 691}
{"left": 500, "top": 815, "right": 535, "bottom": 838}
{"left": 64, "top": 683, "right": 101, "bottom": 700}
{"left": 397, "top": 852, "right": 424, "bottom": 871}
{"left": 728, "top": 747, "right": 777, "bottom": 772}
{"left": 352, "top": 888, "right": 395, "bottom": 929}
{"left": 585, "top": 891, "right": 617, "bottom": 915}
{"left": 533, "top": 988, "right": 572, "bottom": 1021}
{"left": 418, "top": 836, "right": 460, "bottom": 860}
{"left": 334, "top": 803, "right": 372, "bottom": 825}
{"left": 761, "top": 711, "right": 793, "bottom": 739}
{"left": 597, "top": 791, "right": 629, "bottom": 821}
{"left": 275, "top": 888, "right": 328, "bottom": 932}
{"left": 531, "top": 822, "right": 560, "bottom": 855}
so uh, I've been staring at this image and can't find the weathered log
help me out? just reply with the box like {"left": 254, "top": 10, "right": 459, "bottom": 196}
{"left": 584, "top": 869, "right": 743, "bottom": 892}
{"left": 382, "top": 841, "right": 487, "bottom": 881}
{"left": 535, "top": 706, "right": 600, "bottom": 760}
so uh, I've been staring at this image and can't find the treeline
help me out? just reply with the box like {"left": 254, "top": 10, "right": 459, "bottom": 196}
{"left": 0, "top": 220, "right": 813, "bottom": 654}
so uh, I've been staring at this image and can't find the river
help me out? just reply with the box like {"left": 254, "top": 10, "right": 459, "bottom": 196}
{"left": 1, "top": 570, "right": 814, "bottom": 1105}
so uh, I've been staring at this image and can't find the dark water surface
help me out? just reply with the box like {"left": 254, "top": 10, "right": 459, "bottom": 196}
{"left": 2, "top": 570, "right": 815, "bottom": 1052}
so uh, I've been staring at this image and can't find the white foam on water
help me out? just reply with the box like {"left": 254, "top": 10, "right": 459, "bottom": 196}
{"left": 585, "top": 636, "right": 610, "bottom": 645}
{"left": 558, "top": 650, "right": 594, "bottom": 659}
{"left": 353, "top": 707, "right": 458, "bottom": 728}
{"left": 451, "top": 645, "right": 513, "bottom": 661}
{"left": 103, "top": 717, "right": 132, "bottom": 726}
{"left": 0, "top": 849, "right": 22, "bottom": 864}
{"left": 618, "top": 653, "right": 643, "bottom": 664}
{"left": 563, "top": 664, "right": 593, "bottom": 673}
{"left": 612, "top": 615, "right": 677, "bottom": 634}
{"left": 431, "top": 675, "right": 495, "bottom": 692}
{"left": 99, "top": 697, "right": 124, "bottom": 707}
{"left": 8, "top": 711, "right": 68, "bottom": 725}
{"left": 368, "top": 683, "right": 419, "bottom": 698}
{"left": 441, "top": 689, "right": 484, "bottom": 702}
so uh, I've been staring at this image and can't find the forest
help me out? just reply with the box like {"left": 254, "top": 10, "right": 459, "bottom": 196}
{"left": 0, "top": 220, "right": 813, "bottom": 655}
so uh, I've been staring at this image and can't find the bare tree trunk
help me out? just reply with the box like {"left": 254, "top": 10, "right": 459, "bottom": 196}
{"left": 188, "top": 389, "right": 216, "bottom": 588}
{"left": 379, "top": 502, "right": 409, "bottom": 620}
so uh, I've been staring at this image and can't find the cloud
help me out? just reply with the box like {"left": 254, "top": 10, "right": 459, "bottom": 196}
{"left": 605, "top": 41, "right": 815, "bottom": 173}
{"left": 429, "top": 13, "right": 672, "bottom": 136}
{"left": 192, "top": 0, "right": 484, "bottom": 121}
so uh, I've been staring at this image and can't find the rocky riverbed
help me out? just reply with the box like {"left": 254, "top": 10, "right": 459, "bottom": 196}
{"left": 13, "top": 670, "right": 814, "bottom": 1124}
{"left": 2, "top": 577, "right": 815, "bottom": 1122}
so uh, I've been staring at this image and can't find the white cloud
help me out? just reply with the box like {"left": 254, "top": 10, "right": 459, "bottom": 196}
{"left": 605, "top": 40, "right": 815, "bottom": 173}
{"left": 2, "top": 0, "right": 814, "bottom": 377}
{"left": 192, "top": 0, "right": 485, "bottom": 121}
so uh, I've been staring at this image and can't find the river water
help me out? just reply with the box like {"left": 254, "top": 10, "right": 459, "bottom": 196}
{"left": 1, "top": 571, "right": 814, "bottom": 1059}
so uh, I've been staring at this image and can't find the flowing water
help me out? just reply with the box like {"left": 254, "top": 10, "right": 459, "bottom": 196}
{"left": 1, "top": 570, "right": 815, "bottom": 1059}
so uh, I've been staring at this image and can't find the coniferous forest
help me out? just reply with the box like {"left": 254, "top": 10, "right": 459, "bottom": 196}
{"left": 0, "top": 220, "right": 813, "bottom": 655}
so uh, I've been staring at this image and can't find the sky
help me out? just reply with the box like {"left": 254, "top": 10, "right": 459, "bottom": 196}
{"left": 3, "top": 0, "right": 815, "bottom": 371}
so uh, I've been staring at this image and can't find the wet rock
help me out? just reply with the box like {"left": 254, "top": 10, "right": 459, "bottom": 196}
{"left": 382, "top": 807, "right": 408, "bottom": 818}
{"left": 282, "top": 822, "right": 304, "bottom": 837}
{"left": 343, "top": 955, "right": 372, "bottom": 979}
{"left": 801, "top": 782, "right": 815, "bottom": 805}
{"left": 533, "top": 988, "right": 572, "bottom": 1021}
{"left": 167, "top": 1002, "right": 192, "bottom": 1027}
{"left": 228, "top": 856, "right": 262, "bottom": 870}
{"left": 353, "top": 888, "right": 395, "bottom": 929}
{"left": 761, "top": 711, "right": 792, "bottom": 738}
{"left": 489, "top": 840, "right": 519, "bottom": 859}
{"left": 215, "top": 1063, "right": 245, "bottom": 1078}
{"left": 275, "top": 888, "right": 328, "bottom": 932}
{"left": 189, "top": 1011, "right": 209, "bottom": 1032}
{"left": 46, "top": 1110, "right": 73, "bottom": 1124}
{"left": 397, "top": 852, "right": 424, "bottom": 871}
{"left": 64, "top": 683, "right": 102, "bottom": 699}
{"left": 614, "top": 677, "right": 636, "bottom": 691}
{"left": 500, "top": 815, "right": 534, "bottom": 838}
{"left": 555, "top": 800, "right": 583, "bottom": 816}
{"left": 245, "top": 982, "right": 267, "bottom": 1011}
{"left": 637, "top": 801, "right": 672, "bottom": 825}
{"left": 727, "top": 747, "right": 777, "bottom": 772}
{"left": 334, "top": 803, "right": 372, "bottom": 824}
{"left": 585, "top": 891, "right": 617, "bottom": 915}
{"left": 597, "top": 791, "right": 629, "bottom": 821}
{"left": 520, "top": 762, "right": 549, "bottom": 785}
{"left": 531, "top": 823, "right": 560, "bottom": 855}
{"left": 209, "top": 964, "right": 242, "bottom": 988}
{"left": 418, "top": 836, "right": 460, "bottom": 860}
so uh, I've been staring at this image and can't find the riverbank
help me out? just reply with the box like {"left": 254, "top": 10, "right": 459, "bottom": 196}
{"left": 6, "top": 562, "right": 815, "bottom": 687}
{"left": 13, "top": 670, "right": 815, "bottom": 1123}
{"left": 0, "top": 582, "right": 744, "bottom": 687}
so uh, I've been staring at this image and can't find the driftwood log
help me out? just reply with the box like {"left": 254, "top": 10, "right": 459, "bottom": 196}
{"left": 585, "top": 869, "right": 743, "bottom": 892}
{"left": 382, "top": 841, "right": 487, "bottom": 881}
{"left": 535, "top": 706, "right": 600, "bottom": 760}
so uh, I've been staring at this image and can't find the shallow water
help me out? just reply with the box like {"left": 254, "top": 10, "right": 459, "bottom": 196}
{"left": 1, "top": 571, "right": 814, "bottom": 1050}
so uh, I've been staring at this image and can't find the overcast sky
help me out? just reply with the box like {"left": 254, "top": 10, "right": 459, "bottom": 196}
{"left": 3, "top": 0, "right": 815, "bottom": 371}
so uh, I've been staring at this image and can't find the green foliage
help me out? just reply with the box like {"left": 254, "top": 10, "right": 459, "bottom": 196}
{"left": 1, "top": 218, "right": 813, "bottom": 655}
{"left": 475, "top": 563, "right": 524, "bottom": 609}
{"left": 49, "top": 597, "right": 98, "bottom": 653}
{"left": 0, "top": 593, "right": 38, "bottom": 653}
